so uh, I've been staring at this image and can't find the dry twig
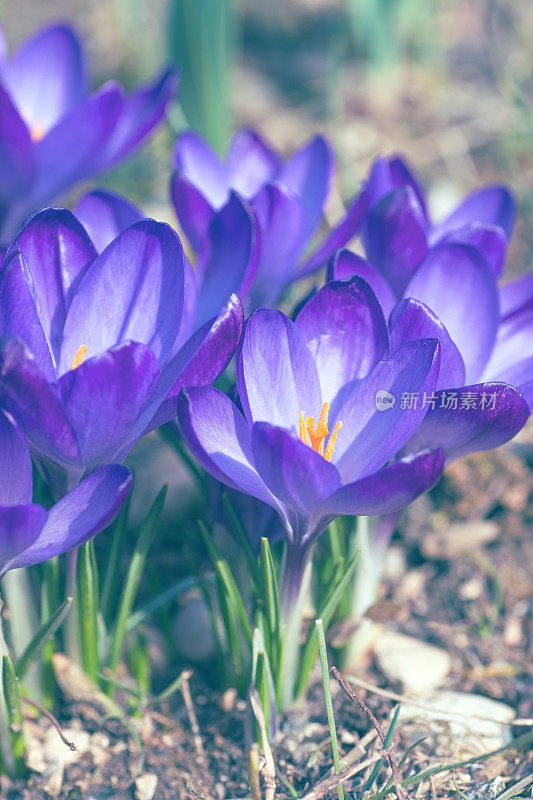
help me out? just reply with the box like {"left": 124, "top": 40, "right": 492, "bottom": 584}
{"left": 331, "top": 666, "right": 408, "bottom": 800}
{"left": 179, "top": 669, "right": 205, "bottom": 765}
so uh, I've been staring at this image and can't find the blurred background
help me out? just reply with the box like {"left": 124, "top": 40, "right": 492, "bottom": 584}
{"left": 1, "top": 0, "right": 532, "bottom": 280}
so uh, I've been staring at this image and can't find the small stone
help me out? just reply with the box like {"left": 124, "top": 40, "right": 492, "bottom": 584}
{"left": 459, "top": 577, "right": 483, "bottom": 600}
{"left": 135, "top": 773, "right": 158, "bottom": 800}
{"left": 399, "top": 691, "right": 515, "bottom": 751}
{"left": 43, "top": 726, "right": 90, "bottom": 766}
{"left": 374, "top": 630, "right": 451, "bottom": 696}
{"left": 221, "top": 687, "right": 237, "bottom": 712}
{"left": 89, "top": 732, "right": 111, "bottom": 767}
{"left": 422, "top": 520, "right": 499, "bottom": 560}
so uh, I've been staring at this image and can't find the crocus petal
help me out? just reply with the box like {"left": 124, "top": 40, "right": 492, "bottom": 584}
{"left": 310, "top": 449, "right": 443, "bottom": 541}
{"left": 60, "top": 219, "right": 184, "bottom": 372}
{"left": 333, "top": 338, "right": 440, "bottom": 482}
{"left": 328, "top": 249, "right": 397, "bottom": 319}
{"left": 195, "top": 193, "right": 259, "bottom": 326}
{"left": 144, "top": 294, "right": 243, "bottom": 432}
{"left": 296, "top": 188, "right": 370, "bottom": 279}
{"left": 389, "top": 298, "right": 466, "bottom": 390}
{"left": 364, "top": 186, "right": 428, "bottom": 296}
{"left": 237, "top": 309, "right": 322, "bottom": 433}
{"left": 296, "top": 277, "right": 389, "bottom": 403}
{"left": 97, "top": 68, "right": 178, "bottom": 168}
{"left": 173, "top": 130, "right": 228, "bottom": 208}
{"left": 482, "top": 300, "right": 533, "bottom": 383}
{"left": 405, "top": 383, "right": 529, "bottom": 461}
{"left": 74, "top": 189, "right": 143, "bottom": 253}
{"left": 365, "top": 155, "right": 429, "bottom": 222}
{"left": 0, "top": 337, "right": 81, "bottom": 481}
{"left": 28, "top": 84, "right": 123, "bottom": 208}
{"left": 249, "top": 183, "right": 306, "bottom": 308}
{"left": 277, "top": 135, "right": 333, "bottom": 241}
{"left": 0, "top": 504, "right": 48, "bottom": 576}
{"left": 405, "top": 243, "right": 499, "bottom": 381}
{"left": 226, "top": 129, "right": 280, "bottom": 199}
{"left": 438, "top": 222, "right": 507, "bottom": 278}
{"left": 4, "top": 465, "right": 133, "bottom": 572}
{"left": 6, "top": 208, "right": 97, "bottom": 366}
{"left": 0, "top": 83, "right": 35, "bottom": 205}
{"left": 500, "top": 272, "right": 533, "bottom": 320}
{"left": 170, "top": 173, "right": 215, "bottom": 252}
{"left": 0, "top": 252, "right": 55, "bottom": 381}
{"left": 177, "top": 385, "right": 279, "bottom": 509}
{"left": 1, "top": 24, "right": 85, "bottom": 136}
{"left": 492, "top": 358, "right": 533, "bottom": 409}
{"left": 58, "top": 342, "right": 160, "bottom": 471}
{"left": 251, "top": 422, "right": 341, "bottom": 518}
{"left": 0, "top": 410, "right": 33, "bottom": 504}
{"left": 431, "top": 186, "right": 516, "bottom": 241}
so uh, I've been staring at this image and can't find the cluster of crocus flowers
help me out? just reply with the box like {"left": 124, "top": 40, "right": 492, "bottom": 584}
{"left": 0, "top": 22, "right": 177, "bottom": 243}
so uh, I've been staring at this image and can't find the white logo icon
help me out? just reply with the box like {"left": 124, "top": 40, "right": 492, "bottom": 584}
{"left": 375, "top": 390, "right": 396, "bottom": 411}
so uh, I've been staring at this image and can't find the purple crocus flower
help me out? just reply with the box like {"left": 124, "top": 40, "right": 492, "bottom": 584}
{"left": 329, "top": 248, "right": 531, "bottom": 462}
{"left": 0, "top": 22, "right": 177, "bottom": 242}
{"left": 0, "top": 409, "right": 132, "bottom": 576}
{"left": 74, "top": 186, "right": 258, "bottom": 327}
{"left": 171, "top": 129, "right": 368, "bottom": 308}
{"left": 0, "top": 207, "right": 242, "bottom": 497}
{"left": 178, "top": 278, "right": 446, "bottom": 608}
{"left": 360, "top": 155, "right": 516, "bottom": 292}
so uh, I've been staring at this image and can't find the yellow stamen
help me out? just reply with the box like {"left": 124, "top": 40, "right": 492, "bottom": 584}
{"left": 298, "top": 401, "right": 341, "bottom": 462}
{"left": 70, "top": 344, "right": 87, "bottom": 370}
{"left": 324, "top": 421, "right": 343, "bottom": 462}
{"left": 30, "top": 124, "right": 46, "bottom": 142}
{"left": 299, "top": 411, "right": 307, "bottom": 445}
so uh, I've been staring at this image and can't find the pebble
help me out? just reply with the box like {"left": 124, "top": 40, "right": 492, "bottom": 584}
{"left": 374, "top": 630, "right": 451, "bottom": 695}
{"left": 422, "top": 520, "right": 499, "bottom": 559}
{"left": 399, "top": 691, "right": 515, "bottom": 751}
{"left": 135, "top": 773, "right": 158, "bottom": 800}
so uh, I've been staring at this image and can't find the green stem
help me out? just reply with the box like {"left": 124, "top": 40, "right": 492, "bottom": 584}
{"left": 1, "top": 568, "right": 42, "bottom": 700}
{"left": 316, "top": 619, "right": 344, "bottom": 800}
{"left": 279, "top": 541, "right": 314, "bottom": 708}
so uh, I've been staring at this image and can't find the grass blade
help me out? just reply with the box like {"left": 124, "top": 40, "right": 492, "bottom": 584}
{"left": 77, "top": 540, "right": 100, "bottom": 680}
{"left": 2, "top": 654, "right": 26, "bottom": 778}
{"left": 17, "top": 597, "right": 73, "bottom": 680}
{"left": 316, "top": 619, "right": 344, "bottom": 800}
{"left": 107, "top": 487, "right": 167, "bottom": 689}
{"left": 363, "top": 704, "right": 401, "bottom": 792}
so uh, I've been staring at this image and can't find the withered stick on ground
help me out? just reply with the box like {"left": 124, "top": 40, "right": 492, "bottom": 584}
{"left": 301, "top": 750, "right": 388, "bottom": 800}
{"left": 22, "top": 695, "right": 77, "bottom": 751}
{"left": 179, "top": 670, "right": 205, "bottom": 764}
{"left": 330, "top": 666, "right": 409, "bottom": 800}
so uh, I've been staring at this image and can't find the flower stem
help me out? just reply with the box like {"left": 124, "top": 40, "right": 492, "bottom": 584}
{"left": 279, "top": 541, "right": 314, "bottom": 708}
{"left": 1, "top": 568, "right": 42, "bottom": 701}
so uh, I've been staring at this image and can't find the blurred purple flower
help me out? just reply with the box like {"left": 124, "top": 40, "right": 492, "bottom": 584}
{"left": 170, "top": 129, "right": 368, "bottom": 308}
{"left": 0, "top": 409, "right": 132, "bottom": 576}
{"left": 0, "top": 22, "right": 178, "bottom": 241}
{"left": 0, "top": 208, "right": 242, "bottom": 496}
{"left": 178, "top": 279, "right": 446, "bottom": 604}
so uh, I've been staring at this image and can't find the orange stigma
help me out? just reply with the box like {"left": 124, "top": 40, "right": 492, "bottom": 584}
{"left": 298, "top": 401, "right": 342, "bottom": 462}
{"left": 70, "top": 344, "right": 87, "bottom": 370}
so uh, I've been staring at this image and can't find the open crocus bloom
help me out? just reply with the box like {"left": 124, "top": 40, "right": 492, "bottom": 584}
{"left": 360, "top": 155, "right": 516, "bottom": 293}
{"left": 330, "top": 249, "right": 531, "bottom": 457}
{"left": 178, "top": 279, "right": 447, "bottom": 599}
{"left": 0, "top": 409, "right": 132, "bottom": 576}
{"left": 0, "top": 208, "right": 242, "bottom": 497}
{"left": 171, "top": 129, "right": 368, "bottom": 307}
{"left": 74, "top": 186, "right": 259, "bottom": 327}
{"left": 0, "top": 22, "right": 177, "bottom": 241}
